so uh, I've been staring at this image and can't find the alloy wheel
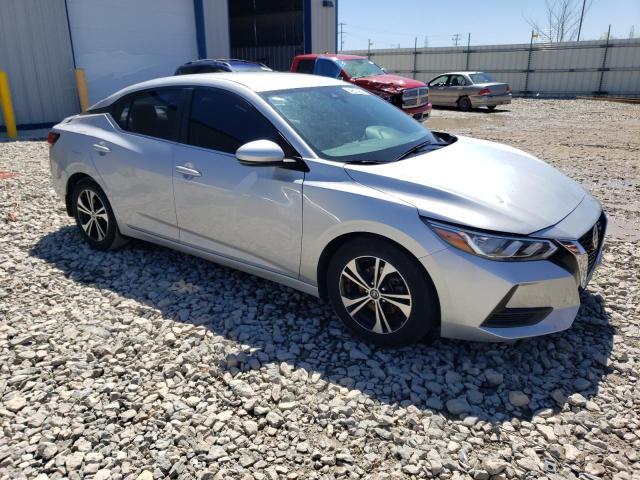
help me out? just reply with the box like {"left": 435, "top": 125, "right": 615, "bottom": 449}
{"left": 339, "top": 256, "right": 412, "bottom": 334}
{"left": 76, "top": 189, "right": 109, "bottom": 242}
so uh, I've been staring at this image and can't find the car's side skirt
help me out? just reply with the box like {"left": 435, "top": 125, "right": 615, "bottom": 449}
{"left": 124, "top": 225, "right": 320, "bottom": 298}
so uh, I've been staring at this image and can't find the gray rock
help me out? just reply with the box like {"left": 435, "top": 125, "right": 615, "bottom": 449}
{"left": 508, "top": 391, "right": 530, "bottom": 407}
{"left": 446, "top": 397, "right": 471, "bottom": 415}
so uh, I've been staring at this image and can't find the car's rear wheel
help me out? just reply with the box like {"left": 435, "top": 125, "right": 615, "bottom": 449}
{"left": 487, "top": 105, "right": 497, "bottom": 111}
{"left": 72, "top": 179, "right": 127, "bottom": 251}
{"left": 457, "top": 96, "right": 472, "bottom": 111}
{"left": 326, "top": 237, "right": 439, "bottom": 347}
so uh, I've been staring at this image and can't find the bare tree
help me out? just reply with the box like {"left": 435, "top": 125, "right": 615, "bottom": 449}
{"left": 526, "top": 0, "right": 594, "bottom": 43}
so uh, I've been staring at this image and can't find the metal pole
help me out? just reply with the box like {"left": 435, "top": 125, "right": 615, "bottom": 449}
{"left": 367, "top": 39, "right": 372, "bottom": 59}
{"left": 339, "top": 22, "right": 346, "bottom": 51}
{"left": 597, "top": 24, "right": 611, "bottom": 94}
{"left": 465, "top": 33, "right": 471, "bottom": 70}
{"left": 0, "top": 71, "right": 17, "bottom": 139}
{"left": 523, "top": 30, "right": 535, "bottom": 96}
{"left": 577, "top": 0, "right": 587, "bottom": 41}
{"left": 413, "top": 37, "right": 418, "bottom": 79}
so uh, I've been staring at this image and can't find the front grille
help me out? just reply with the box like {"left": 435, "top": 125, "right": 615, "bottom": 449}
{"left": 402, "top": 87, "right": 429, "bottom": 108}
{"left": 577, "top": 213, "right": 606, "bottom": 273}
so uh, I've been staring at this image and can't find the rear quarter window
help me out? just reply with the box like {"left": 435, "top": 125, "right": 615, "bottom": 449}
{"left": 295, "top": 59, "right": 315, "bottom": 74}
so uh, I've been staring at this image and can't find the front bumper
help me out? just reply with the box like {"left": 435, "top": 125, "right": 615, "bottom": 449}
{"left": 471, "top": 93, "right": 512, "bottom": 107}
{"left": 406, "top": 103, "right": 432, "bottom": 121}
{"left": 421, "top": 204, "right": 606, "bottom": 342}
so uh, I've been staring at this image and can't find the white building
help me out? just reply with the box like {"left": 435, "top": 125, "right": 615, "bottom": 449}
{"left": 0, "top": 0, "right": 337, "bottom": 130}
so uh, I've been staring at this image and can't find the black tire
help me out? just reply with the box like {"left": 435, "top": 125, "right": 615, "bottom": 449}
{"left": 326, "top": 237, "right": 439, "bottom": 347}
{"left": 487, "top": 105, "right": 497, "bottom": 111}
{"left": 71, "top": 178, "right": 127, "bottom": 251}
{"left": 457, "top": 96, "right": 472, "bottom": 111}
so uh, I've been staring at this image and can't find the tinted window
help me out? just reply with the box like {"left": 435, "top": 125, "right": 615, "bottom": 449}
{"left": 295, "top": 59, "right": 315, "bottom": 74}
{"left": 111, "top": 96, "right": 132, "bottom": 129}
{"left": 429, "top": 75, "right": 449, "bottom": 87}
{"left": 188, "top": 88, "right": 290, "bottom": 155}
{"left": 126, "top": 89, "right": 181, "bottom": 140}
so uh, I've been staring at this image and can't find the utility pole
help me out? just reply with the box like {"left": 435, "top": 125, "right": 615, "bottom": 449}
{"left": 465, "top": 33, "right": 471, "bottom": 70}
{"left": 577, "top": 0, "right": 587, "bottom": 41}
{"left": 452, "top": 33, "right": 461, "bottom": 46}
{"left": 367, "top": 39, "right": 373, "bottom": 59}
{"left": 338, "top": 22, "right": 346, "bottom": 51}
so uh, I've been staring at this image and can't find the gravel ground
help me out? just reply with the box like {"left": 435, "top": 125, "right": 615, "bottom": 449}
{"left": 0, "top": 99, "right": 639, "bottom": 480}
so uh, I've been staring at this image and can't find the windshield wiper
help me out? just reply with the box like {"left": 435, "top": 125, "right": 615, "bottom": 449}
{"left": 395, "top": 140, "right": 436, "bottom": 161}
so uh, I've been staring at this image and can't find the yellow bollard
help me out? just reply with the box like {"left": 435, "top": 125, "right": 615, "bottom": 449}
{"left": 75, "top": 68, "right": 90, "bottom": 112}
{"left": 0, "top": 71, "right": 17, "bottom": 139}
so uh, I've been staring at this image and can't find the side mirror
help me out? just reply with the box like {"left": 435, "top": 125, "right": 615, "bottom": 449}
{"left": 236, "top": 140, "right": 287, "bottom": 166}
{"left": 381, "top": 67, "right": 386, "bottom": 73}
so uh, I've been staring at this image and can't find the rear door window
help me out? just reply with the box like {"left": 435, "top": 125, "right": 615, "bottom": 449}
{"left": 295, "top": 59, "right": 316, "bottom": 74}
{"left": 187, "top": 88, "right": 295, "bottom": 156}
{"left": 125, "top": 89, "right": 182, "bottom": 141}
{"left": 449, "top": 75, "right": 466, "bottom": 86}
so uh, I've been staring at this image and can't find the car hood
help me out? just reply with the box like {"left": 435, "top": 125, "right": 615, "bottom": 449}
{"left": 353, "top": 74, "right": 425, "bottom": 93}
{"left": 344, "top": 136, "right": 586, "bottom": 235}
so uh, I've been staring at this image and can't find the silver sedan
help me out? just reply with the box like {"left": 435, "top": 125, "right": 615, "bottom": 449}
{"left": 48, "top": 73, "right": 604, "bottom": 346}
{"left": 428, "top": 71, "right": 512, "bottom": 111}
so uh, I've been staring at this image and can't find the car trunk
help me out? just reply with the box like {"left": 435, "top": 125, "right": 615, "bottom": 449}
{"left": 476, "top": 82, "right": 510, "bottom": 95}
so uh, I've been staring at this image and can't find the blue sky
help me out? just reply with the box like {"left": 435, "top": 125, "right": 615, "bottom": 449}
{"left": 338, "top": 0, "right": 640, "bottom": 50}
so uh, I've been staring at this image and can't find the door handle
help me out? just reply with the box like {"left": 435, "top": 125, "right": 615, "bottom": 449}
{"left": 92, "top": 143, "right": 111, "bottom": 154}
{"left": 175, "top": 164, "right": 202, "bottom": 177}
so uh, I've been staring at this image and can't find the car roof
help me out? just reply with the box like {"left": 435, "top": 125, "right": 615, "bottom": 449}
{"left": 294, "top": 53, "right": 366, "bottom": 61}
{"left": 439, "top": 71, "right": 485, "bottom": 76}
{"left": 91, "top": 72, "right": 345, "bottom": 108}
{"left": 180, "top": 58, "right": 264, "bottom": 67}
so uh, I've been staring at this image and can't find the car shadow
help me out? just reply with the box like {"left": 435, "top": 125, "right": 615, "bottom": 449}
{"left": 31, "top": 226, "right": 614, "bottom": 425}
{"left": 431, "top": 105, "right": 511, "bottom": 114}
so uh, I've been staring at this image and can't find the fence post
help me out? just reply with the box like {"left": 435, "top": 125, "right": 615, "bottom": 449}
{"left": 75, "top": 68, "right": 90, "bottom": 112}
{"left": 523, "top": 30, "right": 535, "bottom": 96}
{"left": 597, "top": 25, "right": 611, "bottom": 95}
{"left": 413, "top": 37, "right": 418, "bottom": 79}
{"left": 465, "top": 33, "right": 471, "bottom": 70}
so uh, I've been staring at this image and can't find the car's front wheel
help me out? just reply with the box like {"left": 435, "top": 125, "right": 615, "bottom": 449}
{"left": 72, "top": 179, "right": 127, "bottom": 250}
{"left": 326, "top": 237, "right": 439, "bottom": 347}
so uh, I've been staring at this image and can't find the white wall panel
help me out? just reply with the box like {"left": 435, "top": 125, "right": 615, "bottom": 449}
{"left": 311, "top": 0, "right": 336, "bottom": 54}
{"left": 67, "top": 0, "right": 198, "bottom": 104}
{"left": 203, "top": 0, "right": 230, "bottom": 58}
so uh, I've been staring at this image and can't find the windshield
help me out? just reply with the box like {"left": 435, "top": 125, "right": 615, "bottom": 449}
{"left": 261, "top": 86, "right": 437, "bottom": 163}
{"left": 469, "top": 72, "right": 495, "bottom": 84}
{"left": 338, "top": 59, "right": 385, "bottom": 79}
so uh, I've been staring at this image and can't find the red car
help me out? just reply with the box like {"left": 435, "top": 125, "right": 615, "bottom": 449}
{"left": 291, "top": 54, "right": 431, "bottom": 121}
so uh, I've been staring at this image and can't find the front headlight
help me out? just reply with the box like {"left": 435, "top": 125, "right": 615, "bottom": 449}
{"left": 424, "top": 219, "right": 557, "bottom": 261}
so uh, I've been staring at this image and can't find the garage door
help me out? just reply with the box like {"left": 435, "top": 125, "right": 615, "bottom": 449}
{"left": 66, "top": 0, "right": 198, "bottom": 105}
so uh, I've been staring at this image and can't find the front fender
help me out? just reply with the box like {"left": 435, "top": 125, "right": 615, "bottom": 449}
{"left": 299, "top": 161, "right": 446, "bottom": 285}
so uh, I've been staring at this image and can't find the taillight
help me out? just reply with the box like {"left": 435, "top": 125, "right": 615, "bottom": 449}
{"left": 506, "top": 85, "right": 512, "bottom": 94}
{"left": 47, "top": 132, "right": 60, "bottom": 146}
{"left": 478, "top": 88, "right": 491, "bottom": 96}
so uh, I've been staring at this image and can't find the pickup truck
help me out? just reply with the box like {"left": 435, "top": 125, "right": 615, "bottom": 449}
{"left": 291, "top": 54, "right": 431, "bottom": 121}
